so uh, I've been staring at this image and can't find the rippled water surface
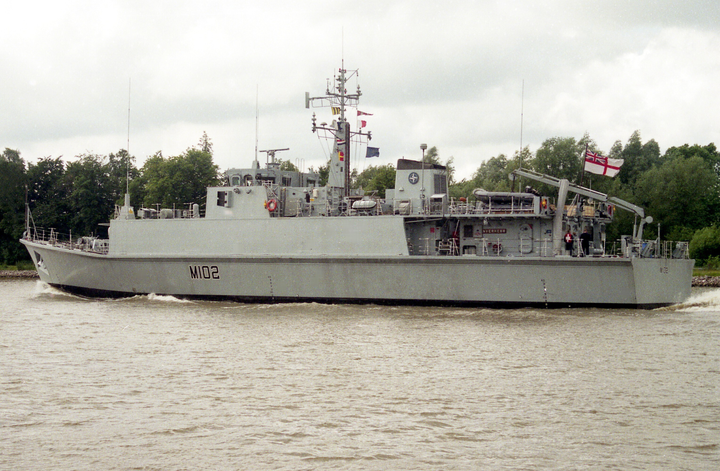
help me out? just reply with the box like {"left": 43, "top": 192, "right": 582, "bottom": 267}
{"left": 2, "top": 279, "right": 719, "bottom": 470}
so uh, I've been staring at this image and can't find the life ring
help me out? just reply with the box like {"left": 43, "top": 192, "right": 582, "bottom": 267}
{"left": 267, "top": 199, "right": 277, "bottom": 212}
{"left": 490, "top": 242, "right": 503, "bottom": 254}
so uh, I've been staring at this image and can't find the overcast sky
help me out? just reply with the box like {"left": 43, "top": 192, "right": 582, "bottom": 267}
{"left": 3, "top": 0, "right": 719, "bottom": 179}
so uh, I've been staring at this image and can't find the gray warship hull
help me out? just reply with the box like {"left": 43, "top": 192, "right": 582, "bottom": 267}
{"left": 23, "top": 239, "right": 693, "bottom": 308}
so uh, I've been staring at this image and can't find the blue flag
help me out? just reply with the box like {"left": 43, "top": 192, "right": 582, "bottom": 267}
{"left": 366, "top": 147, "right": 380, "bottom": 158}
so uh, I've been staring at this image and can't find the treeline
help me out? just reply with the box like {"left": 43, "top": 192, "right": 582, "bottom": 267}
{"left": 453, "top": 131, "right": 720, "bottom": 247}
{"left": 2, "top": 130, "right": 719, "bottom": 265}
{"left": 353, "top": 131, "right": 720, "bottom": 264}
{"left": 0, "top": 134, "right": 220, "bottom": 264}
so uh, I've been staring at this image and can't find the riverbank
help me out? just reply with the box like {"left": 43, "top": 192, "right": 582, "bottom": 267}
{"left": 0, "top": 270, "right": 39, "bottom": 278}
{"left": 692, "top": 276, "right": 720, "bottom": 287}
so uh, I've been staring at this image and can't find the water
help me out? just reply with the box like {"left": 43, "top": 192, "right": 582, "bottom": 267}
{"left": 2, "top": 279, "right": 719, "bottom": 470}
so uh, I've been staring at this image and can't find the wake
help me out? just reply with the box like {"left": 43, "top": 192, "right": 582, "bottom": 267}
{"left": 663, "top": 289, "right": 720, "bottom": 312}
{"left": 32, "top": 281, "right": 84, "bottom": 300}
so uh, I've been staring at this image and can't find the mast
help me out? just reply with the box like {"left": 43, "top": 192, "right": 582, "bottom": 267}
{"left": 126, "top": 78, "right": 131, "bottom": 195}
{"left": 306, "top": 63, "right": 372, "bottom": 197}
{"left": 254, "top": 85, "right": 259, "bottom": 168}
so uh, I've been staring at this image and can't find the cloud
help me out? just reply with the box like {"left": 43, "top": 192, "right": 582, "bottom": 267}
{"left": 2, "top": 1, "right": 720, "bottom": 180}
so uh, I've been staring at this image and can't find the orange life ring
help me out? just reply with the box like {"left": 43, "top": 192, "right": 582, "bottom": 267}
{"left": 267, "top": 199, "right": 277, "bottom": 212}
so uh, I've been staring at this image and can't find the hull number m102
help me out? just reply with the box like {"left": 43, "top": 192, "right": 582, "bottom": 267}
{"left": 189, "top": 265, "right": 220, "bottom": 280}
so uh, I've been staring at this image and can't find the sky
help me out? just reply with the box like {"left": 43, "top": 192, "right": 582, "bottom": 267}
{"left": 2, "top": 0, "right": 720, "bottom": 180}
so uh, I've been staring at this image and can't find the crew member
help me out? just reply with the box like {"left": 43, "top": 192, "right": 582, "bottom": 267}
{"left": 580, "top": 228, "right": 592, "bottom": 256}
{"left": 564, "top": 230, "right": 574, "bottom": 255}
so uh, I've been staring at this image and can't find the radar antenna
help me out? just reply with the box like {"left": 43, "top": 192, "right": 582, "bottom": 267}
{"left": 259, "top": 148, "right": 290, "bottom": 165}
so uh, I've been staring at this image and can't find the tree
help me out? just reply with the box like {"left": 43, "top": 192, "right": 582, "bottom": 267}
{"left": 197, "top": 131, "right": 213, "bottom": 154}
{"left": 354, "top": 164, "right": 396, "bottom": 198}
{"left": 423, "top": 146, "right": 456, "bottom": 184}
{"left": 140, "top": 148, "right": 221, "bottom": 208}
{"left": 106, "top": 149, "right": 141, "bottom": 208}
{"left": 470, "top": 154, "right": 511, "bottom": 191}
{"left": 616, "top": 130, "right": 661, "bottom": 187}
{"left": 532, "top": 136, "right": 587, "bottom": 183}
{"left": 634, "top": 155, "right": 719, "bottom": 240}
{"left": 278, "top": 159, "right": 299, "bottom": 172}
{"left": 450, "top": 146, "right": 529, "bottom": 198}
{"left": 0, "top": 149, "right": 28, "bottom": 263}
{"left": 664, "top": 143, "right": 720, "bottom": 181}
{"left": 309, "top": 163, "right": 329, "bottom": 186}
{"left": 689, "top": 226, "right": 720, "bottom": 264}
{"left": 27, "top": 157, "right": 70, "bottom": 234}
{"left": 64, "top": 154, "right": 116, "bottom": 236}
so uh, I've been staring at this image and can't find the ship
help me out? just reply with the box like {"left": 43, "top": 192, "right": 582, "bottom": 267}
{"left": 21, "top": 63, "right": 694, "bottom": 308}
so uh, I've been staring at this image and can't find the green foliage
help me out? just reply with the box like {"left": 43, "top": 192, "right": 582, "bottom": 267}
{"left": 0, "top": 148, "right": 28, "bottom": 263}
{"left": 529, "top": 134, "right": 597, "bottom": 194}
{"left": 705, "top": 256, "right": 720, "bottom": 270}
{"left": 309, "top": 163, "right": 329, "bottom": 186}
{"left": 354, "top": 164, "right": 396, "bottom": 197}
{"left": 197, "top": 131, "right": 213, "bottom": 154}
{"left": 27, "top": 157, "right": 70, "bottom": 233}
{"left": 0, "top": 260, "right": 35, "bottom": 271}
{"left": 23, "top": 152, "right": 142, "bottom": 238}
{"left": 616, "top": 131, "right": 662, "bottom": 186}
{"left": 65, "top": 154, "right": 115, "bottom": 236}
{"left": 532, "top": 136, "right": 584, "bottom": 182}
{"left": 689, "top": 226, "right": 720, "bottom": 264}
{"left": 278, "top": 159, "right": 299, "bottom": 172}
{"left": 1, "top": 135, "right": 226, "bottom": 260}
{"left": 635, "top": 155, "right": 717, "bottom": 239}
{"left": 140, "top": 147, "right": 221, "bottom": 209}
{"left": 423, "top": 146, "right": 456, "bottom": 185}
{"left": 449, "top": 147, "right": 530, "bottom": 199}
{"left": 107, "top": 149, "right": 142, "bottom": 207}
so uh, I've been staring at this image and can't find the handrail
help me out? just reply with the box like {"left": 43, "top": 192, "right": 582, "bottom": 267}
{"left": 24, "top": 227, "right": 109, "bottom": 255}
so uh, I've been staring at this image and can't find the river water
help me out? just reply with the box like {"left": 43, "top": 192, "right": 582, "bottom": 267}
{"left": 1, "top": 279, "right": 718, "bottom": 470}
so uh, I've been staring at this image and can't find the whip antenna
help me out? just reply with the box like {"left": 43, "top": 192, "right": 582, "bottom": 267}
{"left": 520, "top": 79, "right": 524, "bottom": 163}
{"left": 127, "top": 78, "right": 131, "bottom": 194}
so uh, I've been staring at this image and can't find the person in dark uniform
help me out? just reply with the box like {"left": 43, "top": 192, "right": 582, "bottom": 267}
{"left": 579, "top": 228, "right": 592, "bottom": 256}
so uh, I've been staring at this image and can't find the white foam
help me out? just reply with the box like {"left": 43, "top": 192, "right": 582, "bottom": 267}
{"left": 668, "top": 289, "right": 720, "bottom": 312}
{"left": 146, "top": 293, "right": 193, "bottom": 304}
{"left": 32, "top": 281, "right": 82, "bottom": 299}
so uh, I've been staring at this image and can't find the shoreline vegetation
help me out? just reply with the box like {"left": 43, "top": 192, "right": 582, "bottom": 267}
{"left": 2, "top": 269, "right": 720, "bottom": 287}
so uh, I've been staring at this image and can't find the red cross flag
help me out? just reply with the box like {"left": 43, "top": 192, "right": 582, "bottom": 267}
{"left": 584, "top": 150, "right": 624, "bottom": 177}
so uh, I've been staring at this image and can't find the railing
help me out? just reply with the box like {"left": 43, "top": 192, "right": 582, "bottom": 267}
{"left": 407, "top": 236, "right": 692, "bottom": 259}
{"left": 409, "top": 237, "right": 555, "bottom": 257}
{"left": 610, "top": 239, "right": 690, "bottom": 259}
{"left": 24, "top": 227, "right": 109, "bottom": 255}
{"left": 124, "top": 203, "right": 204, "bottom": 220}
{"left": 637, "top": 240, "right": 690, "bottom": 259}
